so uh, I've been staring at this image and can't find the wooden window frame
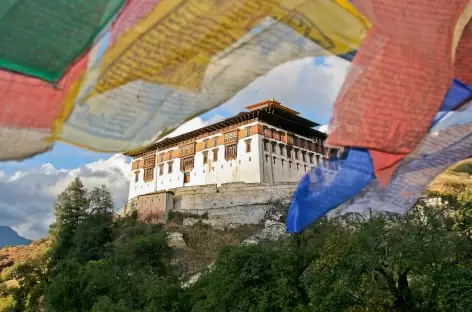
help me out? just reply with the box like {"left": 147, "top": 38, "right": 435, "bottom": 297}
{"left": 134, "top": 171, "right": 139, "bottom": 182}
{"left": 213, "top": 148, "right": 218, "bottom": 161}
{"left": 181, "top": 156, "right": 195, "bottom": 172}
{"left": 279, "top": 144, "right": 284, "bottom": 156}
{"left": 203, "top": 151, "right": 209, "bottom": 164}
{"left": 225, "top": 143, "right": 237, "bottom": 160}
{"left": 168, "top": 161, "right": 173, "bottom": 174}
{"left": 245, "top": 139, "right": 251, "bottom": 153}
{"left": 144, "top": 168, "right": 154, "bottom": 182}
{"left": 245, "top": 126, "right": 251, "bottom": 137}
{"left": 158, "top": 164, "right": 164, "bottom": 176}
{"left": 143, "top": 155, "right": 156, "bottom": 168}
{"left": 224, "top": 131, "right": 238, "bottom": 144}
{"left": 184, "top": 172, "right": 191, "bottom": 184}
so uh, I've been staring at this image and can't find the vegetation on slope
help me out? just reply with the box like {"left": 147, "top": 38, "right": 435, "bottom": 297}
{"left": 0, "top": 163, "right": 470, "bottom": 311}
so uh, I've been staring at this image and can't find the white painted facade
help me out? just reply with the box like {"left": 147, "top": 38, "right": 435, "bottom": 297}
{"left": 128, "top": 121, "right": 326, "bottom": 201}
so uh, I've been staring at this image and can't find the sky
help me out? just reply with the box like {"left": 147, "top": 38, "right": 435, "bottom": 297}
{"left": 0, "top": 56, "right": 351, "bottom": 240}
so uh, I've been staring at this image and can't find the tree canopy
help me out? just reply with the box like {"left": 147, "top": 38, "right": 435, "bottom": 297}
{"left": 1, "top": 179, "right": 470, "bottom": 312}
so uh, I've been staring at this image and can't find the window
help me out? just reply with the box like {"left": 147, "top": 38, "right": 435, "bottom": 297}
{"left": 287, "top": 135, "right": 294, "bottom": 145}
{"left": 181, "top": 156, "right": 194, "bottom": 171}
{"left": 225, "top": 144, "right": 237, "bottom": 160}
{"left": 245, "top": 139, "right": 251, "bottom": 153}
{"left": 213, "top": 149, "right": 218, "bottom": 161}
{"left": 184, "top": 172, "right": 191, "bottom": 183}
{"left": 132, "top": 161, "right": 139, "bottom": 170}
{"left": 289, "top": 161, "right": 292, "bottom": 169}
{"left": 213, "top": 137, "right": 218, "bottom": 147}
{"left": 264, "top": 127, "right": 272, "bottom": 138}
{"left": 224, "top": 131, "right": 237, "bottom": 144}
{"left": 245, "top": 126, "right": 251, "bottom": 136}
{"left": 143, "top": 156, "right": 155, "bottom": 167}
{"left": 168, "top": 162, "right": 173, "bottom": 174}
{"left": 264, "top": 140, "right": 269, "bottom": 152}
{"left": 181, "top": 143, "right": 195, "bottom": 157}
{"left": 134, "top": 171, "right": 139, "bottom": 182}
{"left": 204, "top": 139, "right": 208, "bottom": 149}
{"left": 159, "top": 154, "right": 164, "bottom": 163}
{"left": 273, "top": 131, "right": 280, "bottom": 140}
{"left": 279, "top": 145, "right": 284, "bottom": 156}
{"left": 297, "top": 163, "right": 300, "bottom": 170}
{"left": 309, "top": 153, "right": 314, "bottom": 164}
{"left": 273, "top": 157, "right": 276, "bottom": 164}
{"left": 302, "top": 152, "right": 306, "bottom": 162}
{"left": 159, "top": 164, "right": 164, "bottom": 176}
{"left": 265, "top": 155, "right": 269, "bottom": 162}
{"left": 203, "top": 151, "right": 208, "bottom": 164}
{"left": 144, "top": 168, "right": 154, "bottom": 181}
{"left": 272, "top": 142, "right": 276, "bottom": 153}
{"left": 281, "top": 159, "right": 284, "bottom": 167}
{"left": 304, "top": 165, "right": 307, "bottom": 172}
{"left": 168, "top": 151, "right": 173, "bottom": 160}
{"left": 287, "top": 148, "right": 292, "bottom": 159}
{"left": 294, "top": 149, "right": 299, "bottom": 160}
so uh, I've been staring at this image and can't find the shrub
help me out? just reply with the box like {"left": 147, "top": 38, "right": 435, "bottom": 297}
{"left": 0, "top": 295, "right": 14, "bottom": 312}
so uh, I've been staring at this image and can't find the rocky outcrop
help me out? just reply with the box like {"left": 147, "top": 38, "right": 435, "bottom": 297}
{"left": 242, "top": 220, "right": 287, "bottom": 245}
{"left": 166, "top": 232, "right": 187, "bottom": 249}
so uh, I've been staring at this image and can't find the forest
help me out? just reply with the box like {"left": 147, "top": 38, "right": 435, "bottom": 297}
{"left": 0, "top": 176, "right": 471, "bottom": 312}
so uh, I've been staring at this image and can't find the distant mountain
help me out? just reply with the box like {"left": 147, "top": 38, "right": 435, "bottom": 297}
{"left": 0, "top": 226, "right": 31, "bottom": 248}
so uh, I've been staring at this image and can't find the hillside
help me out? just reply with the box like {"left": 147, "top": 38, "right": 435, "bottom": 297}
{"left": 0, "top": 159, "right": 470, "bottom": 277}
{"left": 429, "top": 158, "right": 472, "bottom": 191}
{"left": 0, "top": 227, "right": 31, "bottom": 249}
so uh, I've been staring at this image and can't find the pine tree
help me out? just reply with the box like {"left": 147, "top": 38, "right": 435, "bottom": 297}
{"left": 50, "top": 177, "right": 89, "bottom": 263}
{"left": 71, "top": 185, "right": 115, "bottom": 262}
{"left": 88, "top": 185, "right": 115, "bottom": 215}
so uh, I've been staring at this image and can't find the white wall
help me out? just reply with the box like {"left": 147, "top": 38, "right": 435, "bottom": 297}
{"left": 155, "top": 153, "right": 185, "bottom": 191}
{"left": 258, "top": 122, "right": 324, "bottom": 183}
{"left": 128, "top": 161, "right": 157, "bottom": 200}
{"left": 184, "top": 133, "right": 262, "bottom": 187}
{"left": 128, "top": 121, "right": 327, "bottom": 200}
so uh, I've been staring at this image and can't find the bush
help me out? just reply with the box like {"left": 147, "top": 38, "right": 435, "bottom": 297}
{"left": 453, "top": 162, "right": 472, "bottom": 174}
{"left": 0, "top": 295, "right": 14, "bottom": 312}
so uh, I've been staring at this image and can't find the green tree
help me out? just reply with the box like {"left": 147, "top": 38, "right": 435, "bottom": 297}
{"left": 50, "top": 177, "right": 89, "bottom": 263}
{"left": 302, "top": 198, "right": 472, "bottom": 312}
{"left": 70, "top": 185, "right": 115, "bottom": 263}
{"left": 9, "top": 257, "right": 48, "bottom": 312}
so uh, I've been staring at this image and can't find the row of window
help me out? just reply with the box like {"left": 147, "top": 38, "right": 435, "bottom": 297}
{"left": 135, "top": 140, "right": 252, "bottom": 182}
{"left": 263, "top": 127, "right": 323, "bottom": 145}
{"left": 264, "top": 140, "right": 319, "bottom": 163}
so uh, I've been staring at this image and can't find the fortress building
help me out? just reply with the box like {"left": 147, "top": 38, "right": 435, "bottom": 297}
{"left": 127, "top": 99, "right": 329, "bottom": 202}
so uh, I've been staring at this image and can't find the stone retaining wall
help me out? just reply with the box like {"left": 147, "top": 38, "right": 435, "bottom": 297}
{"left": 127, "top": 182, "right": 298, "bottom": 227}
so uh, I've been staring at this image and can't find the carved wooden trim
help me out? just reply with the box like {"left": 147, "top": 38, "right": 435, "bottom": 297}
{"left": 180, "top": 156, "right": 194, "bottom": 172}
{"left": 143, "top": 155, "right": 156, "bottom": 168}
{"left": 180, "top": 142, "right": 196, "bottom": 158}
{"left": 224, "top": 130, "right": 238, "bottom": 145}
{"left": 224, "top": 143, "right": 237, "bottom": 160}
{"left": 143, "top": 168, "right": 154, "bottom": 182}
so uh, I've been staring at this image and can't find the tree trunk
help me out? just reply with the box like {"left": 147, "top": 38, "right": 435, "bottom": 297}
{"left": 395, "top": 269, "right": 417, "bottom": 312}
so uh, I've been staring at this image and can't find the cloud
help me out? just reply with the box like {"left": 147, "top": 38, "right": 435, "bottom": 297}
{"left": 0, "top": 154, "right": 131, "bottom": 240}
{"left": 213, "top": 56, "right": 351, "bottom": 125}
{"left": 164, "top": 114, "right": 226, "bottom": 139}
{"left": 318, "top": 125, "right": 329, "bottom": 134}
{"left": 0, "top": 115, "right": 228, "bottom": 241}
